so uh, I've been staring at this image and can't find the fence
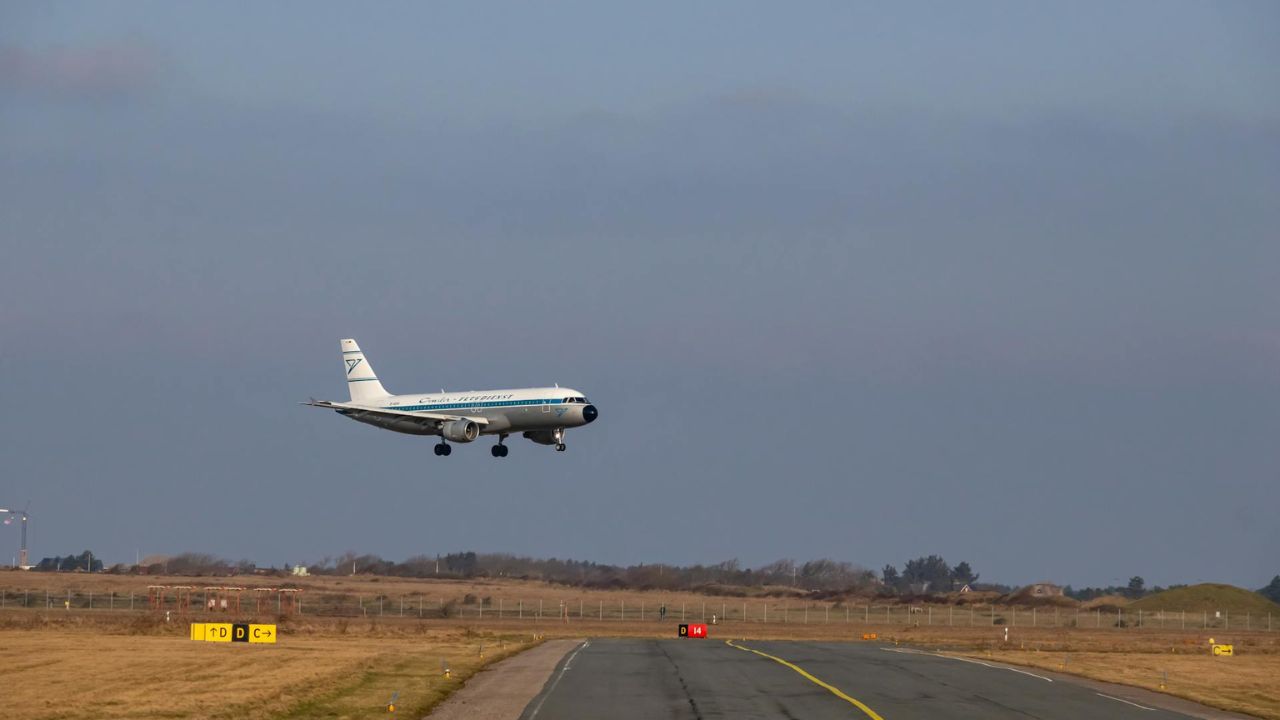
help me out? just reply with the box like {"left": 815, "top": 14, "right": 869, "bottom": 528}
{"left": 0, "top": 588, "right": 1274, "bottom": 632}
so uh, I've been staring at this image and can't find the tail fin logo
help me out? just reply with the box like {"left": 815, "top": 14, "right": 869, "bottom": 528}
{"left": 345, "top": 358, "right": 363, "bottom": 375}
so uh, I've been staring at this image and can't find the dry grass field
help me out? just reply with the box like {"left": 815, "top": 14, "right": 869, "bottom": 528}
{"left": 0, "top": 615, "right": 534, "bottom": 720}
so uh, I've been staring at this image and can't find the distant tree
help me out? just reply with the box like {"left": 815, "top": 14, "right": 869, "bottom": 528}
{"left": 952, "top": 561, "right": 979, "bottom": 589}
{"left": 34, "top": 550, "right": 103, "bottom": 573}
{"left": 1260, "top": 575, "right": 1280, "bottom": 604}
{"left": 444, "top": 551, "right": 478, "bottom": 576}
{"left": 1126, "top": 576, "right": 1146, "bottom": 598}
{"left": 881, "top": 564, "right": 900, "bottom": 591}
{"left": 902, "top": 555, "right": 952, "bottom": 594}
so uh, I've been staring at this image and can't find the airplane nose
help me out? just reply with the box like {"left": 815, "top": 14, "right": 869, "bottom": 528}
{"left": 582, "top": 405, "right": 598, "bottom": 424}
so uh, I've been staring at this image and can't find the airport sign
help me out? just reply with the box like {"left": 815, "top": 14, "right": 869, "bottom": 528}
{"left": 190, "top": 622, "right": 278, "bottom": 644}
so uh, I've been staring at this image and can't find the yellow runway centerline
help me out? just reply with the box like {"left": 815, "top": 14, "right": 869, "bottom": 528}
{"left": 725, "top": 640, "right": 885, "bottom": 720}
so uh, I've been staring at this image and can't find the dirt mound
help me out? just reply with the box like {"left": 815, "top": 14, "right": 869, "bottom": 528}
{"left": 1129, "top": 584, "right": 1280, "bottom": 615}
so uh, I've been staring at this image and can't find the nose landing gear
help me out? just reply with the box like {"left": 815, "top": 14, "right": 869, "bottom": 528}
{"left": 553, "top": 427, "right": 566, "bottom": 452}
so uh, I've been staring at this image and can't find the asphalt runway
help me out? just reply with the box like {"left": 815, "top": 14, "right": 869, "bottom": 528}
{"left": 518, "top": 638, "right": 1224, "bottom": 719}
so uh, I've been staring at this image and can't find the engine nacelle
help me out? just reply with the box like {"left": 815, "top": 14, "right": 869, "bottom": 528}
{"left": 522, "top": 430, "right": 557, "bottom": 446}
{"left": 441, "top": 419, "right": 479, "bottom": 443}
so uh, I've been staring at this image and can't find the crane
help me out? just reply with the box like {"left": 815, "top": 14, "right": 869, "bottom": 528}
{"left": 1, "top": 506, "right": 31, "bottom": 569}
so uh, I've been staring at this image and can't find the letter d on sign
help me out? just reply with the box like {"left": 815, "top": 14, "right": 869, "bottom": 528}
{"left": 232, "top": 623, "right": 250, "bottom": 643}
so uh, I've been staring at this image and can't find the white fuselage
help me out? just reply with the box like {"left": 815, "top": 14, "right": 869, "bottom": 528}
{"left": 342, "top": 387, "right": 597, "bottom": 436}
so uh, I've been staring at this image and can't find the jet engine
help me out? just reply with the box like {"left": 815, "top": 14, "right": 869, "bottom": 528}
{"left": 522, "top": 430, "right": 557, "bottom": 445}
{"left": 440, "top": 419, "right": 479, "bottom": 443}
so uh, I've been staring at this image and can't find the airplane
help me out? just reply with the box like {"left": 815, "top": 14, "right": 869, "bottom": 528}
{"left": 304, "top": 339, "right": 598, "bottom": 457}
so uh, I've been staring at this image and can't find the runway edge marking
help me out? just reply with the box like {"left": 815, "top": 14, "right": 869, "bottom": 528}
{"left": 1095, "top": 692, "right": 1155, "bottom": 711}
{"left": 527, "top": 640, "right": 589, "bottom": 720}
{"left": 880, "top": 647, "right": 1054, "bottom": 682}
{"left": 725, "top": 640, "right": 885, "bottom": 720}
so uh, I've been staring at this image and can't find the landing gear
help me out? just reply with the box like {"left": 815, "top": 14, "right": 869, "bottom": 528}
{"left": 491, "top": 434, "right": 510, "bottom": 457}
{"left": 555, "top": 443, "right": 566, "bottom": 452}
{"left": 553, "top": 428, "right": 566, "bottom": 452}
{"left": 433, "top": 442, "right": 452, "bottom": 456}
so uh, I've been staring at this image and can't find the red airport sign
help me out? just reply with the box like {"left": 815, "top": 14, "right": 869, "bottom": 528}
{"left": 678, "top": 623, "right": 708, "bottom": 638}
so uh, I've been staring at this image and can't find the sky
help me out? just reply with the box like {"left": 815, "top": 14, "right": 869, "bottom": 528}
{"left": 1, "top": 1, "right": 1277, "bottom": 589}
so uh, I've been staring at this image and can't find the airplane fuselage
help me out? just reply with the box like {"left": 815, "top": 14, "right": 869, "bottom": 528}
{"left": 341, "top": 387, "right": 597, "bottom": 436}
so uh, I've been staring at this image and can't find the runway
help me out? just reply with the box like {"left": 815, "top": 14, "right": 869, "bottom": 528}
{"left": 517, "top": 638, "right": 1227, "bottom": 719}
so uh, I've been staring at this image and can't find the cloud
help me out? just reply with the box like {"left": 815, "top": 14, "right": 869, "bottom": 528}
{"left": 0, "top": 41, "right": 162, "bottom": 101}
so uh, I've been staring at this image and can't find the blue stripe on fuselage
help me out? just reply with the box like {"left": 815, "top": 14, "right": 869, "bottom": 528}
{"left": 383, "top": 398, "right": 566, "bottom": 412}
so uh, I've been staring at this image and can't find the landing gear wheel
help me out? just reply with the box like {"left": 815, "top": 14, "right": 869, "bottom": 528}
{"left": 435, "top": 443, "right": 451, "bottom": 456}
{"left": 555, "top": 443, "right": 566, "bottom": 452}
{"left": 491, "top": 445, "right": 509, "bottom": 458}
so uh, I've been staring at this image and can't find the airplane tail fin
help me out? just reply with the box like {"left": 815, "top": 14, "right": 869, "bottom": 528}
{"left": 340, "top": 338, "right": 390, "bottom": 402}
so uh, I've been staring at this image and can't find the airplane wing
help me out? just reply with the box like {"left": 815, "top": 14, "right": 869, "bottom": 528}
{"left": 301, "top": 400, "right": 490, "bottom": 427}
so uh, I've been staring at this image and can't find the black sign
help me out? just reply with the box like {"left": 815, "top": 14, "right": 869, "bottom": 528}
{"left": 232, "top": 623, "right": 250, "bottom": 642}
{"left": 678, "top": 624, "right": 688, "bottom": 637}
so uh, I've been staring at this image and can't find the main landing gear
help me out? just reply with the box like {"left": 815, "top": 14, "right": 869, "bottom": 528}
{"left": 433, "top": 442, "right": 452, "bottom": 456}
{"left": 491, "top": 434, "right": 509, "bottom": 458}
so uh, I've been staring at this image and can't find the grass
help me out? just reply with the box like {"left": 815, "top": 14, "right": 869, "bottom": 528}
{"left": 0, "top": 619, "right": 535, "bottom": 720}
{"left": 1129, "top": 583, "right": 1280, "bottom": 616}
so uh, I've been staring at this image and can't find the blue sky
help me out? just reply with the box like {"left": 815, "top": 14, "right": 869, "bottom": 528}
{"left": 1, "top": 2, "right": 1277, "bottom": 587}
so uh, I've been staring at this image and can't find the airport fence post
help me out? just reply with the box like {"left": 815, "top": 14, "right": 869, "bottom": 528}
{"left": 702, "top": 602, "right": 706, "bottom": 621}
{"left": 928, "top": 607, "right": 932, "bottom": 626}
{"left": 89, "top": 591, "right": 93, "bottom": 609}
{"left": 949, "top": 606, "right": 952, "bottom": 626}
{"left": 1247, "top": 613, "right": 1250, "bottom": 631}
{"left": 580, "top": 600, "right": 583, "bottom": 619}
{"left": 991, "top": 605, "right": 995, "bottom": 626}
{"left": 825, "top": 605, "right": 829, "bottom": 623}
{"left": 762, "top": 603, "right": 766, "bottom": 623}
{"left": 110, "top": 591, "right": 113, "bottom": 610}
{"left": 379, "top": 596, "right": 383, "bottom": 616}
{"left": 889, "top": 605, "right": 892, "bottom": 625}
{"left": 129, "top": 592, "right": 133, "bottom": 611}
{"left": 641, "top": 602, "right": 644, "bottom": 621}
{"left": 846, "top": 605, "right": 849, "bottom": 623}
{"left": 865, "top": 605, "right": 869, "bottom": 624}
{"left": 1055, "top": 608, "right": 1059, "bottom": 627}
{"left": 804, "top": 605, "right": 808, "bottom": 624}
{"left": 599, "top": 601, "right": 603, "bottom": 620}
{"left": 1226, "top": 610, "right": 1229, "bottom": 630}
{"left": 478, "top": 601, "right": 482, "bottom": 620}
{"left": 745, "top": 602, "right": 748, "bottom": 623}
{"left": 620, "top": 600, "right": 624, "bottom": 621}
{"left": 519, "top": 600, "right": 523, "bottom": 619}
{"left": 725, "top": 603, "right": 729, "bottom": 623}
{"left": 400, "top": 597, "right": 404, "bottom": 616}
{"left": 1138, "top": 609, "right": 1142, "bottom": 628}
{"left": 1032, "top": 607, "right": 1035, "bottom": 627}
{"left": 970, "top": 606, "right": 974, "bottom": 626}
{"left": 682, "top": 602, "right": 686, "bottom": 621}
